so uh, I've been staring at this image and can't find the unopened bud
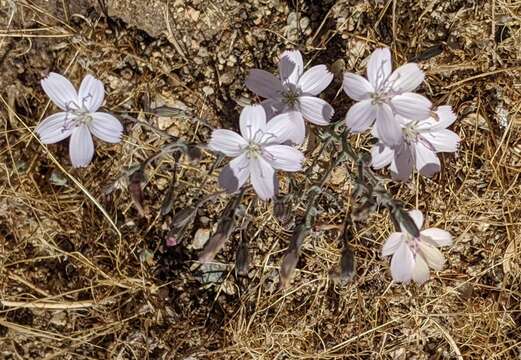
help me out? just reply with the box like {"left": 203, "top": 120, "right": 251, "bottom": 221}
{"left": 290, "top": 224, "right": 308, "bottom": 250}
{"left": 394, "top": 208, "right": 420, "bottom": 238}
{"left": 172, "top": 207, "right": 197, "bottom": 229}
{"left": 339, "top": 244, "right": 355, "bottom": 281}
{"left": 199, "top": 217, "right": 234, "bottom": 263}
{"left": 280, "top": 249, "right": 299, "bottom": 288}
{"left": 273, "top": 196, "right": 292, "bottom": 225}
{"left": 235, "top": 241, "right": 250, "bottom": 277}
{"left": 152, "top": 105, "right": 186, "bottom": 117}
{"left": 129, "top": 169, "right": 146, "bottom": 217}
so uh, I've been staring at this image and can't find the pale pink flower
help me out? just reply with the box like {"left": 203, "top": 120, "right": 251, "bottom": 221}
{"left": 382, "top": 209, "right": 453, "bottom": 284}
{"left": 343, "top": 48, "right": 432, "bottom": 146}
{"left": 36, "top": 72, "right": 123, "bottom": 167}
{"left": 371, "top": 106, "right": 460, "bottom": 181}
{"left": 208, "top": 105, "right": 304, "bottom": 200}
{"left": 245, "top": 50, "right": 334, "bottom": 144}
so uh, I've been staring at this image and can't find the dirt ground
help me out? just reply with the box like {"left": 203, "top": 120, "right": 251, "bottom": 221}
{"left": 1, "top": 0, "right": 520, "bottom": 359}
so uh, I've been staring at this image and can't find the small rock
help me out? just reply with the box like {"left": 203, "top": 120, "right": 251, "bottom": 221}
{"left": 50, "top": 311, "right": 67, "bottom": 328}
{"left": 192, "top": 228, "right": 210, "bottom": 249}
{"left": 202, "top": 86, "right": 214, "bottom": 96}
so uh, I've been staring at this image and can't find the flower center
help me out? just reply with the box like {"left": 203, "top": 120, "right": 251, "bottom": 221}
{"left": 245, "top": 141, "right": 262, "bottom": 159}
{"left": 402, "top": 121, "right": 420, "bottom": 143}
{"left": 61, "top": 98, "right": 93, "bottom": 132}
{"left": 405, "top": 234, "right": 421, "bottom": 257}
{"left": 281, "top": 84, "right": 302, "bottom": 108}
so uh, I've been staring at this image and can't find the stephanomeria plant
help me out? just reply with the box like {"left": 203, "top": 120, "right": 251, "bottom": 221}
{"left": 245, "top": 50, "right": 334, "bottom": 144}
{"left": 208, "top": 105, "right": 304, "bottom": 200}
{"left": 343, "top": 48, "right": 432, "bottom": 146}
{"left": 36, "top": 72, "right": 123, "bottom": 167}
{"left": 370, "top": 106, "right": 461, "bottom": 180}
{"left": 382, "top": 209, "right": 453, "bottom": 284}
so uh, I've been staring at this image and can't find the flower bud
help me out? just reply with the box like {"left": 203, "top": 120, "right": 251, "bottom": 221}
{"left": 171, "top": 207, "right": 197, "bottom": 230}
{"left": 199, "top": 216, "right": 234, "bottom": 263}
{"left": 235, "top": 241, "right": 250, "bottom": 277}
{"left": 273, "top": 196, "right": 292, "bottom": 225}
{"left": 393, "top": 208, "right": 420, "bottom": 238}
{"left": 339, "top": 244, "right": 355, "bottom": 281}
{"left": 279, "top": 248, "right": 299, "bottom": 288}
{"left": 129, "top": 168, "right": 146, "bottom": 217}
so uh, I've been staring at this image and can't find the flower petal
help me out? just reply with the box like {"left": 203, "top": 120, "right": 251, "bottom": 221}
{"left": 208, "top": 129, "right": 247, "bottom": 157}
{"left": 390, "top": 143, "right": 413, "bottom": 181}
{"left": 41, "top": 72, "right": 78, "bottom": 111}
{"left": 418, "top": 242, "right": 445, "bottom": 271}
{"left": 245, "top": 69, "right": 284, "bottom": 100}
{"left": 249, "top": 156, "right": 276, "bottom": 200}
{"left": 219, "top": 155, "right": 250, "bottom": 194}
{"left": 261, "top": 98, "right": 285, "bottom": 119}
{"left": 298, "top": 65, "right": 333, "bottom": 95}
{"left": 345, "top": 99, "right": 375, "bottom": 132}
{"left": 265, "top": 111, "right": 305, "bottom": 144}
{"left": 279, "top": 49, "right": 304, "bottom": 85}
{"left": 421, "top": 129, "right": 460, "bottom": 153}
{"left": 382, "top": 232, "right": 404, "bottom": 256}
{"left": 421, "top": 228, "right": 453, "bottom": 247}
{"left": 36, "top": 112, "right": 73, "bottom": 144}
{"left": 228, "top": 153, "right": 250, "bottom": 190}
{"left": 69, "top": 124, "right": 94, "bottom": 167}
{"left": 367, "top": 48, "right": 392, "bottom": 90}
{"left": 240, "top": 105, "right": 267, "bottom": 140}
{"left": 412, "top": 255, "right": 430, "bottom": 284}
{"left": 263, "top": 145, "right": 304, "bottom": 172}
{"left": 391, "top": 92, "right": 432, "bottom": 120}
{"left": 371, "top": 143, "right": 394, "bottom": 169}
{"left": 389, "top": 63, "right": 424, "bottom": 93}
{"left": 89, "top": 112, "right": 123, "bottom": 143}
{"left": 78, "top": 74, "right": 105, "bottom": 112}
{"left": 415, "top": 142, "right": 440, "bottom": 177}
{"left": 430, "top": 105, "right": 457, "bottom": 130}
{"left": 343, "top": 73, "right": 373, "bottom": 101}
{"left": 408, "top": 209, "right": 424, "bottom": 229}
{"left": 298, "top": 96, "right": 334, "bottom": 125}
{"left": 375, "top": 103, "right": 403, "bottom": 146}
{"left": 390, "top": 242, "right": 414, "bottom": 283}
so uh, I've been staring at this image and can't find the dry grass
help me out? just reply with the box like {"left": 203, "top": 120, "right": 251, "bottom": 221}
{"left": 1, "top": 0, "right": 521, "bottom": 358}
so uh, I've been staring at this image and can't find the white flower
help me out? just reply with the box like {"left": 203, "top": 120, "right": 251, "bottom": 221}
{"left": 36, "top": 72, "right": 123, "bottom": 167}
{"left": 245, "top": 49, "right": 334, "bottom": 144}
{"left": 208, "top": 105, "right": 304, "bottom": 200}
{"left": 343, "top": 48, "right": 432, "bottom": 146}
{"left": 382, "top": 209, "right": 453, "bottom": 284}
{"left": 371, "top": 106, "right": 460, "bottom": 181}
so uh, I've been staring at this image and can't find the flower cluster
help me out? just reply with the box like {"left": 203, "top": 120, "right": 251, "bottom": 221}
{"left": 210, "top": 50, "right": 334, "bottom": 199}
{"left": 35, "top": 47, "right": 458, "bottom": 286}
{"left": 343, "top": 48, "right": 460, "bottom": 180}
